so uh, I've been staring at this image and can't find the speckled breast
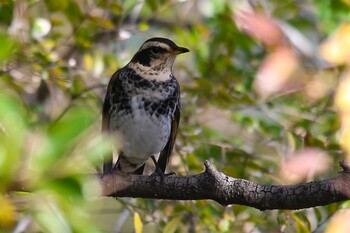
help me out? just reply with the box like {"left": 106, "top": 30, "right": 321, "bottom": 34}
{"left": 108, "top": 68, "right": 179, "bottom": 164}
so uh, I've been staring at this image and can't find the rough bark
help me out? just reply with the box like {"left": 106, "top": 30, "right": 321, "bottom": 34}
{"left": 99, "top": 161, "right": 350, "bottom": 210}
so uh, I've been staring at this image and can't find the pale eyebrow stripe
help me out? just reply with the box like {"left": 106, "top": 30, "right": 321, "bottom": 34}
{"left": 139, "top": 42, "right": 171, "bottom": 51}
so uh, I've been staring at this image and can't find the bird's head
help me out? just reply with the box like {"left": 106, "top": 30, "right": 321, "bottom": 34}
{"left": 129, "top": 37, "right": 189, "bottom": 75}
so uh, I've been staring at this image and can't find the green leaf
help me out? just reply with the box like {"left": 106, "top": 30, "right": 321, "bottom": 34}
{"left": 163, "top": 217, "right": 181, "bottom": 233}
{"left": 0, "top": 32, "right": 16, "bottom": 64}
{"left": 48, "top": 106, "right": 95, "bottom": 146}
{"left": 41, "top": 177, "right": 83, "bottom": 199}
{"left": 292, "top": 211, "right": 311, "bottom": 233}
{"left": 0, "top": 91, "right": 27, "bottom": 188}
{"left": 340, "top": 200, "right": 350, "bottom": 208}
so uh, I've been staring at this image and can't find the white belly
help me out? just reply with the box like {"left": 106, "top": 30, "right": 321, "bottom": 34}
{"left": 110, "top": 102, "right": 171, "bottom": 165}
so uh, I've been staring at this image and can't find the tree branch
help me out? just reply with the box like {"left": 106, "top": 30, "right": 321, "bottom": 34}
{"left": 99, "top": 161, "right": 350, "bottom": 210}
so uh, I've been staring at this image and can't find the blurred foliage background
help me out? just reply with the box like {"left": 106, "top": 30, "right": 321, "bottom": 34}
{"left": 1, "top": 0, "right": 350, "bottom": 232}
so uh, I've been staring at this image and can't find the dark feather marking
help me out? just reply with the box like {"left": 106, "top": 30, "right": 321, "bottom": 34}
{"left": 157, "top": 105, "right": 180, "bottom": 173}
{"left": 102, "top": 67, "right": 180, "bottom": 175}
{"left": 102, "top": 71, "right": 119, "bottom": 174}
{"left": 157, "top": 81, "right": 180, "bottom": 173}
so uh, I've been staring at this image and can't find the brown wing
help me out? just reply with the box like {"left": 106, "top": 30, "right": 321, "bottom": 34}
{"left": 157, "top": 104, "right": 180, "bottom": 173}
{"left": 102, "top": 72, "right": 119, "bottom": 174}
{"left": 103, "top": 67, "right": 147, "bottom": 175}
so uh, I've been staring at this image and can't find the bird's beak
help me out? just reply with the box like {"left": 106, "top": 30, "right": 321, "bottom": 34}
{"left": 172, "top": 46, "right": 190, "bottom": 55}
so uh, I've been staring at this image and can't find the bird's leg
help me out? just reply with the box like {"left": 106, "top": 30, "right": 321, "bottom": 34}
{"left": 151, "top": 156, "right": 176, "bottom": 179}
{"left": 151, "top": 156, "right": 163, "bottom": 175}
{"left": 151, "top": 155, "right": 166, "bottom": 184}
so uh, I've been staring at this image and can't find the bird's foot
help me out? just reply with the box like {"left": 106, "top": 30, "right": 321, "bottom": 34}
{"left": 150, "top": 168, "right": 176, "bottom": 184}
{"left": 164, "top": 171, "right": 176, "bottom": 176}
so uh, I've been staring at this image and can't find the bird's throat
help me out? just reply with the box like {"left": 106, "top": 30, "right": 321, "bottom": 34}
{"left": 129, "top": 62, "right": 173, "bottom": 82}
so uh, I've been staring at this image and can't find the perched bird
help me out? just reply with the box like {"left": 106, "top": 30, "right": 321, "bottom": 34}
{"left": 102, "top": 37, "right": 189, "bottom": 175}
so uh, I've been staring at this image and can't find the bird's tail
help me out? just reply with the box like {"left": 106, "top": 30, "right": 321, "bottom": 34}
{"left": 102, "top": 145, "right": 114, "bottom": 175}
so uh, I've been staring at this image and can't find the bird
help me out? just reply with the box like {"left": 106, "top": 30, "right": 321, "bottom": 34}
{"left": 102, "top": 37, "right": 189, "bottom": 175}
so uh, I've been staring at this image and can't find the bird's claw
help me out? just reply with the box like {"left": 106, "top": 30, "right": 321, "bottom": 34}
{"left": 150, "top": 168, "right": 176, "bottom": 183}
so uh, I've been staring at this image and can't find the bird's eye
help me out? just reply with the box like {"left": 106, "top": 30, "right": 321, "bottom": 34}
{"left": 150, "top": 47, "right": 162, "bottom": 54}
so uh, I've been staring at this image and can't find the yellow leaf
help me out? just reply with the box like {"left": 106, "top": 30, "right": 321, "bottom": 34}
{"left": 325, "top": 209, "right": 350, "bottom": 233}
{"left": 320, "top": 24, "right": 350, "bottom": 65}
{"left": 91, "top": 16, "right": 115, "bottom": 29}
{"left": 284, "top": 131, "right": 296, "bottom": 154}
{"left": 139, "top": 22, "right": 149, "bottom": 32}
{"left": 0, "top": 195, "right": 16, "bottom": 229}
{"left": 335, "top": 72, "right": 350, "bottom": 112}
{"left": 134, "top": 212, "right": 143, "bottom": 233}
{"left": 84, "top": 53, "right": 94, "bottom": 71}
{"left": 335, "top": 72, "right": 350, "bottom": 155}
